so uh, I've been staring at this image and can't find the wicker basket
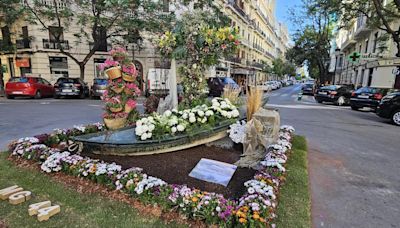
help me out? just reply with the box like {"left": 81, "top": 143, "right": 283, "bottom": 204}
{"left": 103, "top": 117, "right": 127, "bottom": 130}
{"left": 124, "top": 87, "right": 133, "bottom": 95}
{"left": 109, "top": 106, "right": 123, "bottom": 113}
{"left": 111, "top": 85, "right": 125, "bottom": 94}
{"left": 104, "top": 66, "right": 121, "bottom": 80}
{"left": 122, "top": 73, "right": 136, "bottom": 82}
{"left": 124, "top": 104, "right": 134, "bottom": 113}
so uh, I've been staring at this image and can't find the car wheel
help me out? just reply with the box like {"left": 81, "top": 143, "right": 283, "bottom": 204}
{"left": 34, "top": 90, "right": 42, "bottom": 99}
{"left": 316, "top": 99, "right": 323, "bottom": 103}
{"left": 391, "top": 110, "right": 400, "bottom": 126}
{"left": 336, "top": 96, "right": 345, "bottom": 106}
{"left": 6, "top": 94, "right": 14, "bottom": 99}
{"left": 351, "top": 105, "right": 358, "bottom": 111}
{"left": 54, "top": 94, "right": 59, "bottom": 99}
{"left": 79, "top": 92, "right": 85, "bottom": 99}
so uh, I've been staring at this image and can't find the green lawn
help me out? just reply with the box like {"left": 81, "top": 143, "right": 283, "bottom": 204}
{"left": 0, "top": 153, "right": 184, "bottom": 228}
{"left": 275, "top": 135, "right": 311, "bottom": 228}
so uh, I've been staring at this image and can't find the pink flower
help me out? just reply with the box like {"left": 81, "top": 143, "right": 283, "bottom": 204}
{"left": 99, "top": 59, "right": 119, "bottom": 71}
{"left": 110, "top": 46, "right": 127, "bottom": 57}
{"left": 122, "top": 64, "right": 137, "bottom": 76}
{"left": 126, "top": 83, "right": 141, "bottom": 96}
{"left": 221, "top": 44, "right": 227, "bottom": 50}
{"left": 126, "top": 99, "right": 137, "bottom": 108}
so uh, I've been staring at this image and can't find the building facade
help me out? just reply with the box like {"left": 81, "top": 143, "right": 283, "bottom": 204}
{"left": 0, "top": 0, "right": 290, "bottom": 93}
{"left": 330, "top": 14, "right": 400, "bottom": 89}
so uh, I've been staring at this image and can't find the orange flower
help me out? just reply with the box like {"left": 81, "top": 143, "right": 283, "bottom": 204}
{"left": 192, "top": 197, "right": 198, "bottom": 202}
{"left": 253, "top": 214, "right": 260, "bottom": 220}
{"left": 259, "top": 218, "right": 266, "bottom": 223}
{"left": 239, "top": 218, "right": 247, "bottom": 224}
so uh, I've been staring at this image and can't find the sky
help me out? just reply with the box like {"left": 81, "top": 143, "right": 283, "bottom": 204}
{"left": 275, "top": 0, "right": 303, "bottom": 35}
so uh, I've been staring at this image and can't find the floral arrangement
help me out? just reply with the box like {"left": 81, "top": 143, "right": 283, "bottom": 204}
{"left": 228, "top": 120, "right": 247, "bottom": 144}
{"left": 98, "top": 59, "right": 119, "bottom": 71}
{"left": 135, "top": 98, "right": 239, "bottom": 141}
{"left": 144, "top": 95, "right": 160, "bottom": 114}
{"left": 157, "top": 12, "right": 240, "bottom": 107}
{"left": 8, "top": 123, "right": 295, "bottom": 227}
{"left": 100, "top": 46, "right": 140, "bottom": 129}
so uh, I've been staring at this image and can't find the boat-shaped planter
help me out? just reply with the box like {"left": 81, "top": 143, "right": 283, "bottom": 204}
{"left": 73, "top": 119, "right": 239, "bottom": 156}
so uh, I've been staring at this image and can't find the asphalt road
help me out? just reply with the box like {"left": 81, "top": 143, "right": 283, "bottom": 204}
{"left": 267, "top": 84, "right": 399, "bottom": 228}
{"left": 0, "top": 85, "right": 399, "bottom": 227}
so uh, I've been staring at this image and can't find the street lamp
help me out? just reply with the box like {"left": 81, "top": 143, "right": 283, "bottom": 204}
{"left": 333, "top": 48, "right": 341, "bottom": 85}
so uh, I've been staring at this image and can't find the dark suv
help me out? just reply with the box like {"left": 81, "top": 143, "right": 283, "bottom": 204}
{"left": 376, "top": 91, "right": 400, "bottom": 126}
{"left": 314, "top": 85, "right": 354, "bottom": 106}
{"left": 54, "top": 77, "right": 89, "bottom": 99}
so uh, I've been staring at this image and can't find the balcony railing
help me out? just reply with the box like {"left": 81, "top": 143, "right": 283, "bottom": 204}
{"left": 43, "top": 39, "right": 69, "bottom": 50}
{"left": 226, "top": 56, "right": 244, "bottom": 64}
{"left": 228, "top": 0, "right": 249, "bottom": 21}
{"left": 16, "top": 39, "right": 31, "bottom": 49}
{"left": 0, "top": 39, "right": 14, "bottom": 52}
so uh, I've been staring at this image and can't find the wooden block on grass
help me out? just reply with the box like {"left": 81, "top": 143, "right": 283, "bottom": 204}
{"left": 9, "top": 191, "right": 32, "bottom": 205}
{"left": 28, "top": 201, "right": 52, "bottom": 216}
{"left": 0, "top": 185, "right": 23, "bottom": 200}
{"left": 37, "top": 205, "right": 60, "bottom": 222}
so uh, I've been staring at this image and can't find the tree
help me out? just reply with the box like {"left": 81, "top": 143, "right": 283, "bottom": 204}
{"left": 283, "top": 61, "right": 297, "bottom": 77}
{"left": 23, "top": 0, "right": 175, "bottom": 80}
{"left": 272, "top": 58, "right": 285, "bottom": 78}
{"left": 0, "top": 0, "right": 26, "bottom": 94}
{"left": 286, "top": 0, "right": 339, "bottom": 82}
{"left": 340, "top": 0, "right": 400, "bottom": 57}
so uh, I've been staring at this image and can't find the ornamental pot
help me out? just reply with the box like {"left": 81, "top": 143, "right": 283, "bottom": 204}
{"left": 122, "top": 73, "right": 136, "bottom": 82}
{"left": 104, "top": 66, "right": 121, "bottom": 80}
{"left": 124, "top": 104, "right": 134, "bottom": 113}
{"left": 103, "top": 117, "right": 127, "bottom": 130}
{"left": 124, "top": 87, "right": 133, "bottom": 95}
{"left": 111, "top": 85, "right": 125, "bottom": 94}
{"left": 109, "top": 106, "right": 123, "bottom": 113}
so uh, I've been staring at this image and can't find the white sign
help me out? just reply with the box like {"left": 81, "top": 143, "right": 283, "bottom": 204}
{"left": 189, "top": 159, "right": 237, "bottom": 186}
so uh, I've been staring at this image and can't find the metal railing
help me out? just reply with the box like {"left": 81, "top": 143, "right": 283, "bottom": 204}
{"left": 16, "top": 39, "right": 31, "bottom": 49}
{"left": 43, "top": 39, "right": 69, "bottom": 50}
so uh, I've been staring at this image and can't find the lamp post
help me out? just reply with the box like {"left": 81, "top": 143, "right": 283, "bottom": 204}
{"left": 333, "top": 48, "right": 341, "bottom": 85}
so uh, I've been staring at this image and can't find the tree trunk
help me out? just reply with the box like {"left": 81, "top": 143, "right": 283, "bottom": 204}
{"left": 0, "top": 74, "right": 4, "bottom": 96}
{"left": 79, "top": 64, "right": 85, "bottom": 80}
{"left": 392, "top": 33, "right": 400, "bottom": 57}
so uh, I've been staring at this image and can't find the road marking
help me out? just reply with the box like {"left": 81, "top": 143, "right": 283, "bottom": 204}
{"left": 281, "top": 94, "right": 288, "bottom": 97}
{"left": 40, "top": 102, "right": 50, "bottom": 105}
{"left": 267, "top": 103, "right": 349, "bottom": 110}
{"left": 88, "top": 104, "right": 102, "bottom": 107}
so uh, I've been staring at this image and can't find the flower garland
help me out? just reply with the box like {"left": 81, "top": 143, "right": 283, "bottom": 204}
{"left": 8, "top": 123, "right": 295, "bottom": 227}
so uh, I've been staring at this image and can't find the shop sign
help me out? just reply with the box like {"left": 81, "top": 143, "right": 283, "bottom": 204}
{"left": 16, "top": 58, "right": 30, "bottom": 68}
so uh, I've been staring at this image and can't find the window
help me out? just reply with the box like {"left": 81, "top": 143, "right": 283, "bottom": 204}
{"left": 49, "top": 26, "right": 64, "bottom": 41}
{"left": 1, "top": 26, "right": 11, "bottom": 45}
{"left": 373, "top": 32, "right": 378, "bottom": 53}
{"left": 367, "top": 68, "right": 373, "bottom": 86}
{"left": 365, "top": 39, "right": 369, "bottom": 53}
{"left": 49, "top": 57, "right": 68, "bottom": 78}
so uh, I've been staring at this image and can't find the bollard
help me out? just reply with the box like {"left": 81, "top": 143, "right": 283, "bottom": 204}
{"left": 297, "top": 92, "right": 303, "bottom": 101}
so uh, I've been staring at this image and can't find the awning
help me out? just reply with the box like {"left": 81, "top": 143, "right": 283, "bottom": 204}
{"left": 231, "top": 68, "right": 250, "bottom": 75}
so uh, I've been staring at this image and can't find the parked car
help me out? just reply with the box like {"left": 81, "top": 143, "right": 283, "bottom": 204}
{"left": 5, "top": 77, "right": 54, "bottom": 99}
{"left": 376, "top": 91, "right": 400, "bottom": 126}
{"left": 207, "top": 77, "right": 240, "bottom": 97}
{"left": 54, "top": 77, "right": 89, "bottom": 99}
{"left": 301, "top": 83, "right": 315, "bottom": 95}
{"left": 314, "top": 85, "right": 354, "bottom": 106}
{"left": 266, "top": 81, "right": 278, "bottom": 90}
{"left": 90, "top": 78, "right": 108, "bottom": 98}
{"left": 257, "top": 82, "right": 272, "bottom": 92}
{"left": 350, "top": 87, "right": 389, "bottom": 111}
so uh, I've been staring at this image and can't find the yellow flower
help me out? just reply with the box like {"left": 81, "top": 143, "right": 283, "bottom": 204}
{"left": 192, "top": 197, "right": 198, "bottom": 202}
{"left": 239, "top": 218, "right": 247, "bottom": 224}
{"left": 253, "top": 214, "right": 260, "bottom": 220}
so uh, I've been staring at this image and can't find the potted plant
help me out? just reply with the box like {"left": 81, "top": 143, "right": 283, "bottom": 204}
{"left": 124, "top": 83, "right": 141, "bottom": 96}
{"left": 122, "top": 64, "right": 137, "bottom": 82}
{"left": 124, "top": 99, "right": 137, "bottom": 113}
{"left": 110, "top": 46, "right": 128, "bottom": 62}
{"left": 110, "top": 78, "right": 125, "bottom": 94}
{"left": 103, "top": 112, "right": 128, "bottom": 130}
{"left": 99, "top": 59, "right": 121, "bottom": 80}
{"left": 106, "top": 97, "right": 123, "bottom": 113}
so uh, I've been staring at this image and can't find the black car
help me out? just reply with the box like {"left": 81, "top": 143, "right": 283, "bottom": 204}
{"left": 350, "top": 87, "right": 389, "bottom": 111}
{"left": 314, "top": 85, "right": 354, "bottom": 106}
{"left": 54, "top": 77, "right": 89, "bottom": 99}
{"left": 90, "top": 78, "right": 108, "bottom": 98}
{"left": 302, "top": 83, "right": 314, "bottom": 95}
{"left": 376, "top": 91, "right": 400, "bottom": 126}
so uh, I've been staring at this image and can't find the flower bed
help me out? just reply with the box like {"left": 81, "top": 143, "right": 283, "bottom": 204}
{"left": 8, "top": 123, "right": 295, "bottom": 227}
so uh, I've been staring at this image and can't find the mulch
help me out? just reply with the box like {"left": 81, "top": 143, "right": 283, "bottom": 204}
{"left": 85, "top": 145, "right": 256, "bottom": 199}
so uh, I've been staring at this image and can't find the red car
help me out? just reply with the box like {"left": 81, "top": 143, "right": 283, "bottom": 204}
{"left": 5, "top": 77, "right": 55, "bottom": 99}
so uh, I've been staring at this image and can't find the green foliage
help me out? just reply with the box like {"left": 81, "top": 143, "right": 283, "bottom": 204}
{"left": 0, "top": 0, "right": 25, "bottom": 26}
{"left": 340, "top": 0, "right": 400, "bottom": 57}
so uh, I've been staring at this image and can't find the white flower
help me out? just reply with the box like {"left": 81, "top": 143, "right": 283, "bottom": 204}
{"left": 197, "top": 110, "right": 204, "bottom": 117}
{"left": 248, "top": 187, "right": 255, "bottom": 194}
{"left": 189, "top": 116, "right": 196, "bottom": 123}
{"left": 177, "top": 124, "right": 185, "bottom": 132}
{"left": 182, "top": 113, "right": 188, "bottom": 119}
{"left": 164, "top": 110, "right": 172, "bottom": 117}
{"left": 205, "top": 110, "right": 214, "bottom": 116}
{"left": 141, "top": 134, "right": 147, "bottom": 140}
{"left": 232, "top": 109, "right": 240, "bottom": 117}
{"left": 216, "top": 206, "right": 221, "bottom": 212}
{"left": 149, "top": 124, "right": 155, "bottom": 131}
{"left": 171, "top": 127, "right": 177, "bottom": 133}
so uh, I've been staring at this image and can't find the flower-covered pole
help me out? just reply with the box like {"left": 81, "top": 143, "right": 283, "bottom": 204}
{"left": 170, "top": 59, "right": 178, "bottom": 109}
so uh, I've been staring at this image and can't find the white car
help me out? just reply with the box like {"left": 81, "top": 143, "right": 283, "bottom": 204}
{"left": 257, "top": 83, "right": 272, "bottom": 92}
{"left": 266, "top": 81, "right": 278, "bottom": 90}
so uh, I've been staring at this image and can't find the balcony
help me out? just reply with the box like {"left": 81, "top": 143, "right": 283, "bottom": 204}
{"left": 16, "top": 39, "right": 31, "bottom": 49}
{"left": 0, "top": 40, "right": 14, "bottom": 52}
{"left": 354, "top": 16, "right": 372, "bottom": 39}
{"left": 226, "top": 56, "right": 245, "bottom": 65}
{"left": 43, "top": 39, "right": 69, "bottom": 50}
{"left": 89, "top": 42, "right": 111, "bottom": 52}
{"left": 227, "top": 0, "right": 250, "bottom": 22}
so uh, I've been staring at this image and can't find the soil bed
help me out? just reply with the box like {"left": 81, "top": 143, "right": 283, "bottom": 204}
{"left": 85, "top": 145, "right": 255, "bottom": 199}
